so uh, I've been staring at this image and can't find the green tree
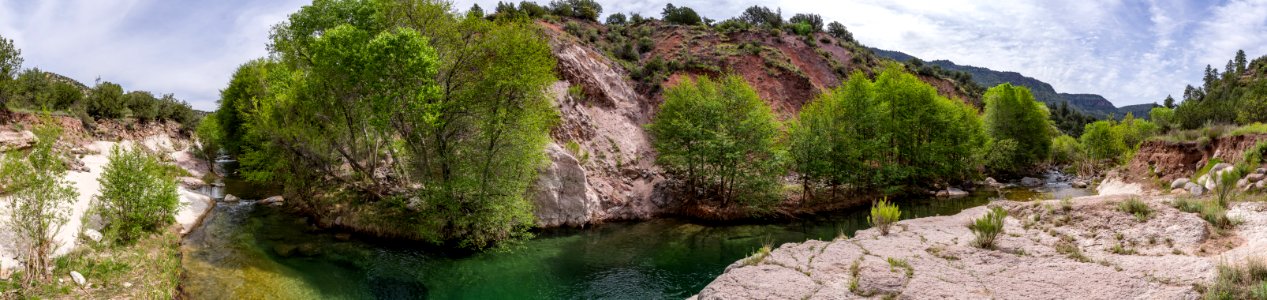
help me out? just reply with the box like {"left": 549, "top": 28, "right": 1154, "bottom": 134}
{"left": 1048, "top": 134, "right": 1082, "bottom": 165}
{"left": 661, "top": 3, "right": 702, "bottom": 26}
{"left": 95, "top": 145, "right": 179, "bottom": 244}
{"left": 982, "top": 83, "right": 1054, "bottom": 173}
{"left": 788, "top": 13, "right": 823, "bottom": 32}
{"left": 216, "top": 59, "right": 276, "bottom": 156}
{"left": 0, "top": 120, "right": 76, "bottom": 287}
{"left": 87, "top": 81, "right": 126, "bottom": 119}
{"left": 11, "top": 68, "right": 51, "bottom": 109}
{"left": 1149, "top": 106, "right": 1175, "bottom": 132}
{"left": 1081, "top": 120, "right": 1126, "bottom": 162}
{"left": 605, "top": 12, "right": 627, "bottom": 25}
{"left": 1234, "top": 49, "right": 1247, "bottom": 74}
{"left": 876, "top": 65, "right": 986, "bottom": 189}
{"left": 0, "top": 33, "right": 20, "bottom": 110}
{"left": 548, "top": 0, "right": 601, "bottom": 21}
{"left": 789, "top": 72, "right": 886, "bottom": 198}
{"left": 49, "top": 81, "right": 83, "bottom": 111}
{"left": 126, "top": 90, "right": 160, "bottom": 122}
{"left": 739, "top": 5, "right": 783, "bottom": 28}
{"left": 827, "top": 21, "right": 853, "bottom": 42}
{"left": 233, "top": 0, "right": 559, "bottom": 248}
{"left": 1163, "top": 94, "right": 1175, "bottom": 109}
{"left": 647, "top": 75, "right": 783, "bottom": 207}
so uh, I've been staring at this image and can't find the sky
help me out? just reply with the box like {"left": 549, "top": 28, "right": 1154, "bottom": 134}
{"left": 2, "top": 0, "right": 1266, "bottom": 110}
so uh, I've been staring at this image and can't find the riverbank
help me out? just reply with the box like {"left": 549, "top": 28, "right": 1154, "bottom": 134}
{"left": 694, "top": 193, "right": 1267, "bottom": 299}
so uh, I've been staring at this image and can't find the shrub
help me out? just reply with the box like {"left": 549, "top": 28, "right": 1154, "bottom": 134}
{"left": 1049, "top": 134, "right": 1083, "bottom": 165}
{"left": 1172, "top": 197, "right": 1234, "bottom": 230}
{"left": 868, "top": 198, "right": 901, "bottom": 235}
{"left": 968, "top": 206, "right": 1008, "bottom": 248}
{"left": 1244, "top": 141, "right": 1267, "bottom": 167}
{"left": 1117, "top": 198, "right": 1152, "bottom": 222}
{"left": 743, "top": 242, "right": 773, "bottom": 266}
{"left": 1205, "top": 257, "right": 1267, "bottom": 300}
{"left": 95, "top": 145, "right": 180, "bottom": 244}
{"left": 0, "top": 120, "right": 77, "bottom": 287}
{"left": 983, "top": 84, "right": 1054, "bottom": 172}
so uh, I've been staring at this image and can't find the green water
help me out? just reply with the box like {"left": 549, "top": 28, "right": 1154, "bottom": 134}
{"left": 181, "top": 186, "right": 1086, "bottom": 299}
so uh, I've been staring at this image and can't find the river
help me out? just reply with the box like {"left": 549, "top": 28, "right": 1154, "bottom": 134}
{"left": 180, "top": 176, "right": 1089, "bottom": 299}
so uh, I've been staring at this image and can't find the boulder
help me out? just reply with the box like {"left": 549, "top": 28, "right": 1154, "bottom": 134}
{"left": 1257, "top": 180, "right": 1267, "bottom": 190}
{"left": 1237, "top": 178, "right": 1250, "bottom": 189}
{"left": 1212, "top": 162, "right": 1232, "bottom": 173}
{"left": 1187, "top": 182, "right": 1205, "bottom": 196}
{"left": 223, "top": 194, "right": 240, "bottom": 202}
{"left": 1204, "top": 176, "right": 1217, "bottom": 191}
{"left": 984, "top": 177, "right": 1001, "bottom": 188}
{"left": 82, "top": 229, "right": 102, "bottom": 243}
{"left": 261, "top": 195, "right": 284, "bottom": 207}
{"left": 937, "top": 188, "right": 968, "bottom": 198}
{"left": 1071, "top": 180, "right": 1088, "bottom": 188}
{"left": 1197, "top": 174, "right": 1209, "bottom": 186}
{"left": 1247, "top": 173, "right": 1265, "bottom": 183}
{"left": 1169, "top": 178, "right": 1190, "bottom": 190}
{"left": 70, "top": 271, "right": 86, "bottom": 286}
{"left": 0, "top": 130, "right": 37, "bottom": 152}
{"left": 1257, "top": 168, "right": 1267, "bottom": 175}
{"left": 1021, "top": 177, "right": 1043, "bottom": 187}
{"left": 531, "top": 142, "right": 600, "bottom": 227}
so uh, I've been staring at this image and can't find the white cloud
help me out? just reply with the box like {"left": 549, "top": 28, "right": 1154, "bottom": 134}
{"left": 5, "top": 0, "right": 1265, "bottom": 110}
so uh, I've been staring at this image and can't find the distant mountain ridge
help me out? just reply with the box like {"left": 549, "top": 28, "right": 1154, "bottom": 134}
{"left": 869, "top": 48, "right": 1153, "bottom": 118}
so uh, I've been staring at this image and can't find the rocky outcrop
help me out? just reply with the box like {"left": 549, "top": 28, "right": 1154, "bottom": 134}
{"left": 532, "top": 142, "right": 601, "bottom": 227}
{"left": 698, "top": 195, "right": 1267, "bottom": 299}
{"left": 0, "top": 130, "right": 36, "bottom": 151}
{"left": 530, "top": 25, "right": 669, "bottom": 227}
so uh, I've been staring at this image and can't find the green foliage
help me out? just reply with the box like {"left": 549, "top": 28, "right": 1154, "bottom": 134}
{"left": 826, "top": 21, "right": 853, "bottom": 42}
{"left": 1117, "top": 113, "right": 1158, "bottom": 149}
{"left": 867, "top": 198, "right": 901, "bottom": 235}
{"left": 194, "top": 113, "right": 222, "bottom": 162}
{"left": 788, "top": 13, "right": 823, "bottom": 33}
{"left": 661, "top": 3, "right": 701, "bottom": 26}
{"left": 0, "top": 119, "right": 76, "bottom": 287}
{"left": 1049, "top": 134, "right": 1083, "bottom": 165}
{"left": 1048, "top": 101, "right": 1097, "bottom": 136}
{"left": 95, "top": 145, "right": 179, "bottom": 244}
{"left": 647, "top": 75, "right": 783, "bottom": 207}
{"left": 742, "top": 242, "right": 773, "bottom": 266}
{"left": 982, "top": 83, "right": 1054, "bottom": 172}
{"left": 125, "top": 90, "right": 160, "bottom": 122}
{"left": 739, "top": 5, "right": 783, "bottom": 28}
{"left": 1080, "top": 120, "right": 1128, "bottom": 162}
{"left": 1245, "top": 141, "right": 1267, "bottom": 168}
{"left": 1217, "top": 167, "right": 1242, "bottom": 208}
{"left": 222, "top": 0, "right": 559, "bottom": 248}
{"left": 1117, "top": 198, "right": 1152, "bottom": 222}
{"left": 548, "top": 0, "right": 602, "bottom": 21}
{"left": 1205, "top": 257, "right": 1267, "bottom": 300}
{"left": 1172, "top": 197, "right": 1234, "bottom": 230}
{"left": 605, "top": 13, "right": 626, "bottom": 25}
{"left": 0, "top": 33, "right": 20, "bottom": 81}
{"left": 1150, "top": 106, "right": 1176, "bottom": 132}
{"left": 968, "top": 206, "right": 1007, "bottom": 248}
{"left": 87, "top": 81, "right": 127, "bottom": 119}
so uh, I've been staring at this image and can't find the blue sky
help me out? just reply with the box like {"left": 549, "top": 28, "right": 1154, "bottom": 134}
{"left": 3, "top": 0, "right": 1266, "bottom": 110}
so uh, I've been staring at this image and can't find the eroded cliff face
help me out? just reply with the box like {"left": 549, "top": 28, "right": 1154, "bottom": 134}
{"left": 1125, "top": 134, "right": 1267, "bottom": 184}
{"left": 530, "top": 28, "right": 670, "bottom": 227}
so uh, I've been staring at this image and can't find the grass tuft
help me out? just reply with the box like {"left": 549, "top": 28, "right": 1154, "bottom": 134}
{"left": 868, "top": 198, "right": 901, "bottom": 236}
{"left": 1117, "top": 198, "right": 1153, "bottom": 222}
{"left": 968, "top": 206, "right": 1007, "bottom": 249}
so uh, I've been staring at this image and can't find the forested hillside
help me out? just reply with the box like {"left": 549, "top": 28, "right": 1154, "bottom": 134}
{"left": 870, "top": 47, "right": 1141, "bottom": 119}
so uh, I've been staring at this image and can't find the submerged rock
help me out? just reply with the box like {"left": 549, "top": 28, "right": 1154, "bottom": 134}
{"left": 223, "top": 194, "right": 240, "bottom": 202}
{"left": 1070, "top": 180, "right": 1088, "bottom": 188}
{"left": 261, "top": 196, "right": 284, "bottom": 207}
{"left": 1020, "top": 177, "right": 1043, "bottom": 187}
{"left": 936, "top": 188, "right": 968, "bottom": 198}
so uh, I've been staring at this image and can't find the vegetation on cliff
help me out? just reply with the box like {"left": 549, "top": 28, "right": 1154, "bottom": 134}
{"left": 205, "top": 0, "right": 557, "bottom": 248}
{"left": 0, "top": 120, "right": 75, "bottom": 289}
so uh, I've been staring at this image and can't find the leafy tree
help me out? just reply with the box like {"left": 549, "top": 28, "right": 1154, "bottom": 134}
{"left": 234, "top": 0, "right": 559, "bottom": 248}
{"left": 0, "top": 33, "right": 20, "bottom": 110}
{"left": 0, "top": 120, "right": 76, "bottom": 287}
{"left": 789, "top": 71, "right": 886, "bottom": 198}
{"left": 1117, "top": 113, "right": 1157, "bottom": 149}
{"left": 126, "top": 90, "right": 160, "bottom": 122}
{"left": 875, "top": 66, "right": 986, "bottom": 189}
{"left": 1080, "top": 120, "right": 1126, "bottom": 162}
{"left": 661, "top": 3, "right": 702, "bottom": 26}
{"left": 739, "top": 5, "right": 783, "bottom": 28}
{"left": 87, "top": 81, "right": 126, "bottom": 119}
{"left": 194, "top": 113, "right": 223, "bottom": 162}
{"left": 216, "top": 59, "right": 276, "bottom": 156}
{"left": 647, "top": 75, "right": 783, "bottom": 207}
{"left": 605, "top": 12, "right": 627, "bottom": 25}
{"left": 1048, "top": 101, "right": 1096, "bottom": 136}
{"left": 982, "top": 83, "right": 1053, "bottom": 173}
{"left": 1163, "top": 94, "right": 1175, "bottom": 108}
{"left": 95, "top": 145, "right": 179, "bottom": 244}
{"left": 468, "top": 3, "right": 484, "bottom": 18}
{"left": 1149, "top": 106, "right": 1176, "bottom": 132}
{"left": 788, "top": 13, "right": 823, "bottom": 32}
{"left": 518, "top": 1, "right": 548, "bottom": 18}
{"left": 827, "top": 21, "right": 853, "bottom": 42}
{"left": 548, "top": 0, "right": 601, "bottom": 21}
{"left": 1049, "top": 134, "right": 1082, "bottom": 165}
{"left": 11, "top": 68, "right": 51, "bottom": 108}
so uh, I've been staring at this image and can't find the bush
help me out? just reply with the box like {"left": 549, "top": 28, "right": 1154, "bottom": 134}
{"left": 1205, "top": 257, "right": 1267, "bottom": 300}
{"left": 968, "top": 206, "right": 1007, "bottom": 248}
{"left": 1049, "top": 134, "right": 1083, "bottom": 165}
{"left": 1, "top": 120, "right": 77, "bottom": 287}
{"left": 87, "top": 81, "right": 127, "bottom": 119}
{"left": 660, "top": 4, "right": 701, "bottom": 26}
{"left": 868, "top": 198, "right": 901, "bottom": 235}
{"left": 95, "top": 145, "right": 180, "bottom": 244}
{"left": 1117, "top": 198, "right": 1152, "bottom": 222}
{"left": 1081, "top": 120, "right": 1127, "bottom": 162}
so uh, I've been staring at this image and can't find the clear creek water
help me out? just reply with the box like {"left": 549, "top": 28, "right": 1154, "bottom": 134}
{"left": 180, "top": 178, "right": 1090, "bottom": 299}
